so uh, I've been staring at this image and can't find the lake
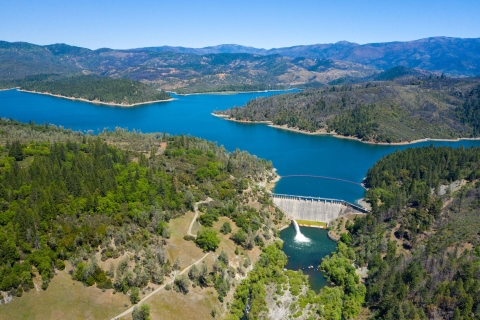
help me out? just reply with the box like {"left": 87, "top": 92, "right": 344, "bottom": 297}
{"left": 2, "top": 88, "right": 480, "bottom": 288}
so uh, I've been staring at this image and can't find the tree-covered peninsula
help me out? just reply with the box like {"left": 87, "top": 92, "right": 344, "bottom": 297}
{"left": 4, "top": 75, "right": 171, "bottom": 106}
{"left": 216, "top": 76, "right": 480, "bottom": 143}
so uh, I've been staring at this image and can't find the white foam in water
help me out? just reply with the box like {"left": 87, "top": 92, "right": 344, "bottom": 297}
{"left": 293, "top": 220, "right": 310, "bottom": 243}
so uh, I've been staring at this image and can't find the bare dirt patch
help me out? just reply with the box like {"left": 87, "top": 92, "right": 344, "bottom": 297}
{"left": 155, "top": 142, "right": 167, "bottom": 156}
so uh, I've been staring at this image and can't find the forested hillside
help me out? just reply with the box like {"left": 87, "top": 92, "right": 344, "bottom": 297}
{"left": 218, "top": 77, "right": 480, "bottom": 143}
{"left": 175, "top": 83, "right": 286, "bottom": 94}
{"left": 343, "top": 146, "right": 480, "bottom": 319}
{"left": 13, "top": 75, "right": 171, "bottom": 105}
{"left": 0, "top": 119, "right": 283, "bottom": 318}
{"left": 0, "top": 42, "right": 82, "bottom": 80}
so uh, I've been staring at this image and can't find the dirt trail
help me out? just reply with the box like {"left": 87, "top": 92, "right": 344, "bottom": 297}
{"left": 187, "top": 198, "right": 213, "bottom": 237}
{"left": 112, "top": 198, "right": 213, "bottom": 319}
{"left": 111, "top": 252, "right": 210, "bottom": 319}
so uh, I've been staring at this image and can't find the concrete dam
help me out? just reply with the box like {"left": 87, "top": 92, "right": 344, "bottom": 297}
{"left": 272, "top": 193, "right": 368, "bottom": 223}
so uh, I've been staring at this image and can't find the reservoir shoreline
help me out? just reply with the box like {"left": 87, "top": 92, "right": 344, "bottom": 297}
{"left": 172, "top": 88, "right": 297, "bottom": 96}
{"left": 213, "top": 114, "right": 480, "bottom": 146}
{"left": 19, "top": 89, "right": 175, "bottom": 107}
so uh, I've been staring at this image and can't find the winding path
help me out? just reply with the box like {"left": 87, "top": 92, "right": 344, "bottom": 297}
{"left": 111, "top": 198, "right": 213, "bottom": 319}
{"left": 111, "top": 252, "right": 210, "bottom": 319}
{"left": 187, "top": 197, "right": 213, "bottom": 237}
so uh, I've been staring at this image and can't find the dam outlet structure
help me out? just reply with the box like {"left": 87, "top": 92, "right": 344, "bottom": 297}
{"left": 272, "top": 193, "right": 368, "bottom": 224}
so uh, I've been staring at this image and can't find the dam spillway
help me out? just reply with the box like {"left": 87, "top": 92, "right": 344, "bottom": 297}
{"left": 272, "top": 194, "right": 368, "bottom": 223}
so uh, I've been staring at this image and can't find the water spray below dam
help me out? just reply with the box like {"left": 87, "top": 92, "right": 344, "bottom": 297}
{"left": 292, "top": 220, "right": 310, "bottom": 242}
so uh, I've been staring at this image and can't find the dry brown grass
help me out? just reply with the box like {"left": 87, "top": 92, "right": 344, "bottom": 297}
{"left": 165, "top": 210, "right": 206, "bottom": 268}
{"left": 137, "top": 215, "right": 263, "bottom": 320}
{"left": 130, "top": 285, "right": 220, "bottom": 320}
{"left": 0, "top": 268, "right": 129, "bottom": 320}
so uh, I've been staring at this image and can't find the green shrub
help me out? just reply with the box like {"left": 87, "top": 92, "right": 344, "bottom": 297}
{"left": 16, "top": 287, "right": 23, "bottom": 297}
{"left": 56, "top": 260, "right": 66, "bottom": 271}
{"left": 195, "top": 228, "right": 220, "bottom": 252}
{"left": 183, "top": 235, "right": 196, "bottom": 241}
{"left": 220, "top": 222, "right": 232, "bottom": 234}
{"left": 85, "top": 276, "right": 95, "bottom": 287}
{"left": 132, "top": 304, "right": 151, "bottom": 320}
{"left": 130, "top": 287, "right": 140, "bottom": 304}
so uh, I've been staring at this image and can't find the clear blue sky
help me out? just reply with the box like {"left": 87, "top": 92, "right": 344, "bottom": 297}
{"left": 1, "top": 0, "right": 479, "bottom": 49}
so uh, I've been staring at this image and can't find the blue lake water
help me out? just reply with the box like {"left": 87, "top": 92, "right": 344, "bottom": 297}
{"left": 2, "top": 88, "right": 480, "bottom": 288}
{"left": 3, "top": 89, "right": 480, "bottom": 203}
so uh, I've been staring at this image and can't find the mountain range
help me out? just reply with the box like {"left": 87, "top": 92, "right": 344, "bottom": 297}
{"left": 1, "top": 37, "right": 479, "bottom": 93}
{"left": 137, "top": 37, "right": 480, "bottom": 76}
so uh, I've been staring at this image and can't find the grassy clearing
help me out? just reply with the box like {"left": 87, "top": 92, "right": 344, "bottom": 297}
{"left": 0, "top": 269, "right": 129, "bottom": 320}
{"left": 296, "top": 220, "right": 327, "bottom": 228}
{"left": 126, "top": 216, "right": 259, "bottom": 319}
{"left": 133, "top": 285, "right": 220, "bottom": 320}
{"left": 165, "top": 210, "right": 206, "bottom": 268}
{"left": 118, "top": 213, "right": 261, "bottom": 320}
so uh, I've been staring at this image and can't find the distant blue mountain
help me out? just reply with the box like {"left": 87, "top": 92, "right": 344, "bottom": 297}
{"left": 136, "top": 37, "right": 480, "bottom": 76}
